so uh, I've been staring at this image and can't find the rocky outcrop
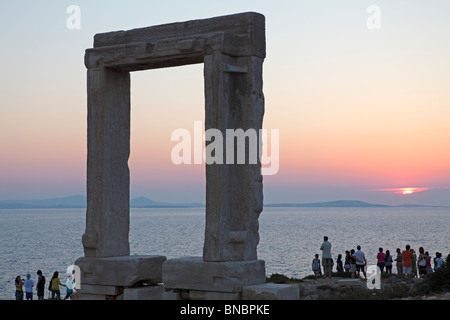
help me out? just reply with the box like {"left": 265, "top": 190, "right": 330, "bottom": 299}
{"left": 272, "top": 276, "right": 450, "bottom": 300}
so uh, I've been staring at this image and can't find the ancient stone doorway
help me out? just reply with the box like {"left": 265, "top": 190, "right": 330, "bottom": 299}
{"left": 76, "top": 12, "right": 280, "bottom": 300}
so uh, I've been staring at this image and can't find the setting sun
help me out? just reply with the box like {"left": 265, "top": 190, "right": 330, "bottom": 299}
{"left": 402, "top": 188, "right": 414, "bottom": 195}
{"left": 398, "top": 187, "right": 430, "bottom": 195}
{"left": 373, "top": 187, "right": 430, "bottom": 195}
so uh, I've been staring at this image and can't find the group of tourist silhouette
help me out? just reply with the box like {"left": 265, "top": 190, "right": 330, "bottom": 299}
{"left": 313, "top": 236, "right": 446, "bottom": 280}
{"left": 14, "top": 270, "right": 76, "bottom": 300}
{"left": 13, "top": 236, "right": 446, "bottom": 299}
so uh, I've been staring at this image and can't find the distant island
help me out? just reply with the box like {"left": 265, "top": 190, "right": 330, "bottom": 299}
{"left": 264, "top": 200, "right": 390, "bottom": 208}
{"left": 264, "top": 200, "right": 445, "bottom": 208}
{"left": 0, "top": 195, "right": 444, "bottom": 209}
{"left": 0, "top": 195, "right": 203, "bottom": 209}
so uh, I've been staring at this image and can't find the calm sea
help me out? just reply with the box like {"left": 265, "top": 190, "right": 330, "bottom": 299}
{"left": 0, "top": 206, "right": 448, "bottom": 300}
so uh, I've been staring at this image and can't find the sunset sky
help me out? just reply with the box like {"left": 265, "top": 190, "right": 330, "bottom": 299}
{"left": 1, "top": 1, "right": 449, "bottom": 205}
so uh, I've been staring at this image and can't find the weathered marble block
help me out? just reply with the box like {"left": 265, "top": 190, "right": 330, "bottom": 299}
{"left": 162, "top": 257, "right": 265, "bottom": 293}
{"left": 123, "top": 285, "right": 165, "bottom": 300}
{"left": 75, "top": 255, "right": 166, "bottom": 287}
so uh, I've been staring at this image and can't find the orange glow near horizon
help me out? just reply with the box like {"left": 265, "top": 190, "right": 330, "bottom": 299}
{"left": 374, "top": 187, "right": 431, "bottom": 195}
{"left": 1, "top": 2, "right": 450, "bottom": 204}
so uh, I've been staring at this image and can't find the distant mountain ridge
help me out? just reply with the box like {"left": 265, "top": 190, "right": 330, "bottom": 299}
{"left": 0, "top": 195, "right": 203, "bottom": 209}
{"left": 130, "top": 196, "right": 204, "bottom": 208}
{"left": 0, "top": 195, "right": 87, "bottom": 209}
{"left": 264, "top": 200, "right": 390, "bottom": 208}
{"left": 0, "top": 195, "right": 444, "bottom": 209}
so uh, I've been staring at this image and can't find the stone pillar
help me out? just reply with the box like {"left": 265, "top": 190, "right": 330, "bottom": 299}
{"left": 203, "top": 52, "right": 264, "bottom": 262}
{"left": 82, "top": 67, "right": 131, "bottom": 258}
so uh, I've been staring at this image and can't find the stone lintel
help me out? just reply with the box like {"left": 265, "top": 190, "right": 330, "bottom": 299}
{"left": 162, "top": 257, "right": 266, "bottom": 293}
{"left": 85, "top": 32, "right": 259, "bottom": 71}
{"left": 75, "top": 255, "right": 166, "bottom": 287}
{"left": 85, "top": 39, "right": 203, "bottom": 70}
{"left": 93, "top": 12, "right": 265, "bottom": 58}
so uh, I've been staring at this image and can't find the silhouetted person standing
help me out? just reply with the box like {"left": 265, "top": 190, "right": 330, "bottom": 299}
{"left": 320, "top": 236, "right": 332, "bottom": 279}
{"left": 353, "top": 245, "right": 367, "bottom": 280}
{"left": 395, "top": 248, "right": 403, "bottom": 275}
{"left": 36, "top": 270, "right": 46, "bottom": 300}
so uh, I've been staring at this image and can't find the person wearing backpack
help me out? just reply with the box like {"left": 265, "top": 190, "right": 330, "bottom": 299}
{"left": 49, "top": 271, "right": 66, "bottom": 300}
